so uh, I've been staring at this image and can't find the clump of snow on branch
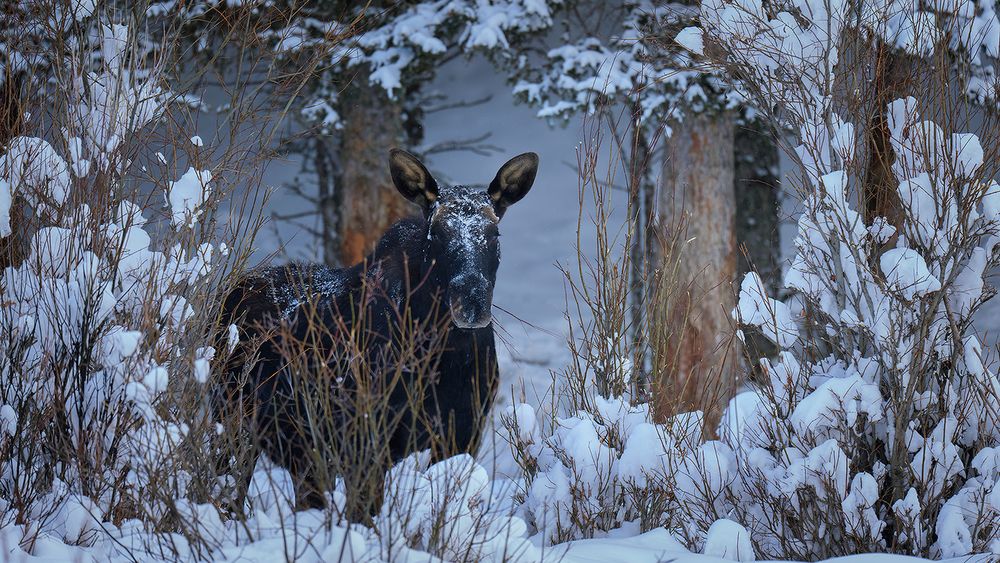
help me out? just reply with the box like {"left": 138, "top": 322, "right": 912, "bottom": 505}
{"left": 0, "top": 137, "right": 70, "bottom": 236}
{"left": 166, "top": 166, "right": 213, "bottom": 228}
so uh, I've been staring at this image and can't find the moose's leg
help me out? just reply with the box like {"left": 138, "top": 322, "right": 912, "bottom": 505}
{"left": 270, "top": 398, "right": 329, "bottom": 511}
{"left": 288, "top": 452, "right": 327, "bottom": 511}
{"left": 211, "top": 387, "right": 259, "bottom": 519}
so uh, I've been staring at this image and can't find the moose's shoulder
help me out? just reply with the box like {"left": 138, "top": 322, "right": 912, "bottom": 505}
{"left": 373, "top": 215, "right": 428, "bottom": 257}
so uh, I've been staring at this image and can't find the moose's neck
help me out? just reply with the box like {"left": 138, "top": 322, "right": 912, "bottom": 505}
{"left": 365, "top": 215, "right": 441, "bottom": 305}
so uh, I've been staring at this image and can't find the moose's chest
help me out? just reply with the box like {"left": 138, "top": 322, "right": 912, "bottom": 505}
{"left": 428, "top": 325, "right": 499, "bottom": 416}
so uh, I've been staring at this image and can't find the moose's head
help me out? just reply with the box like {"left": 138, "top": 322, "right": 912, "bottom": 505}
{"left": 389, "top": 149, "right": 538, "bottom": 329}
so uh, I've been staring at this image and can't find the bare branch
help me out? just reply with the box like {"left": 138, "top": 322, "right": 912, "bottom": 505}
{"left": 418, "top": 133, "right": 503, "bottom": 157}
{"left": 271, "top": 210, "right": 318, "bottom": 221}
{"left": 425, "top": 94, "right": 494, "bottom": 115}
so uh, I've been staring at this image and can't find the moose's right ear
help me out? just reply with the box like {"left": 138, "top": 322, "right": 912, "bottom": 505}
{"left": 389, "top": 149, "right": 438, "bottom": 208}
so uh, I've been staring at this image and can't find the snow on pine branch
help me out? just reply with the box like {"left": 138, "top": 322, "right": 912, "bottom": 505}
{"left": 215, "top": 0, "right": 563, "bottom": 130}
{"left": 354, "top": 0, "right": 560, "bottom": 95}
{"left": 512, "top": 1, "right": 732, "bottom": 126}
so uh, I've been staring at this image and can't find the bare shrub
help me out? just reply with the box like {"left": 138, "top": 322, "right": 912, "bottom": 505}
{"left": 0, "top": 0, "right": 353, "bottom": 559}
{"left": 499, "top": 100, "right": 732, "bottom": 545}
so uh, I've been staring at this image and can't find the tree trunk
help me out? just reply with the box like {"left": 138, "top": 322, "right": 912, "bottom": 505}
{"left": 628, "top": 107, "right": 653, "bottom": 394}
{"left": 862, "top": 44, "right": 912, "bottom": 243}
{"left": 859, "top": 44, "right": 918, "bottom": 253}
{"left": 333, "top": 72, "right": 409, "bottom": 266}
{"left": 734, "top": 123, "right": 780, "bottom": 372}
{"left": 314, "top": 136, "right": 341, "bottom": 266}
{"left": 655, "top": 112, "right": 737, "bottom": 426}
{"left": 1, "top": 72, "right": 27, "bottom": 268}
{"left": 856, "top": 42, "right": 920, "bottom": 510}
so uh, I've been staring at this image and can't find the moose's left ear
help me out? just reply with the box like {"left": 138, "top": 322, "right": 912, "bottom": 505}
{"left": 489, "top": 152, "right": 538, "bottom": 217}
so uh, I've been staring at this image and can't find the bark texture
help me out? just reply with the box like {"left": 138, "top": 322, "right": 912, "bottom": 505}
{"left": 334, "top": 73, "right": 409, "bottom": 266}
{"left": 314, "top": 136, "right": 340, "bottom": 266}
{"left": 656, "top": 112, "right": 737, "bottom": 424}
{"left": 627, "top": 107, "right": 654, "bottom": 392}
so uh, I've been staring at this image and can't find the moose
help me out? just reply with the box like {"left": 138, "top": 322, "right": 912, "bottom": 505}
{"left": 215, "top": 149, "right": 538, "bottom": 516}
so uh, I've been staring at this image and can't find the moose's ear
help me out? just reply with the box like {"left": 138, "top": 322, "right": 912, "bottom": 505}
{"left": 489, "top": 152, "right": 538, "bottom": 217}
{"left": 389, "top": 148, "right": 438, "bottom": 208}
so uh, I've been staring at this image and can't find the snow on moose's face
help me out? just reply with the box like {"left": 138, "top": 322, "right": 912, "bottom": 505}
{"left": 428, "top": 185, "right": 500, "bottom": 329}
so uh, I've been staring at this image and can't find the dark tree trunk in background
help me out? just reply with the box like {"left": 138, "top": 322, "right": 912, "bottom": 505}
{"left": 734, "top": 124, "right": 781, "bottom": 367}
{"left": 627, "top": 106, "right": 654, "bottom": 393}
{"left": 656, "top": 112, "right": 737, "bottom": 425}
{"left": 1, "top": 73, "right": 26, "bottom": 268}
{"left": 314, "top": 136, "right": 341, "bottom": 266}
{"left": 861, "top": 45, "right": 915, "bottom": 252}
{"left": 734, "top": 125, "right": 780, "bottom": 294}
{"left": 332, "top": 71, "right": 409, "bottom": 266}
{"left": 854, "top": 42, "right": 919, "bottom": 506}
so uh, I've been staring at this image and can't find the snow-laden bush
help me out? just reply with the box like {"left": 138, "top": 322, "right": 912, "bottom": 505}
{"left": 497, "top": 133, "right": 724, "bottom": 547}
{"left": 374, "top": 453, "right": 540, "bottom": 562}
{"left": 505, "top": 395, "right": 715, "bottom": 545}
{"left": 506, "top": 102, "right": 1000, "bottom": 561}
{"left": 0, "top": 5, "right": 566, "bottom": 561}
{"left": 501, "top": 2, "right": 1000, "bottom": 560}
{"left": 668, "top": 0, "right": 1000, "bottom": 558}
{"left": 0, "top": 12, "right": 234, "bottom": 557}
{"left": 714, "top": 100, "right": 1000, "bottom": 559}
